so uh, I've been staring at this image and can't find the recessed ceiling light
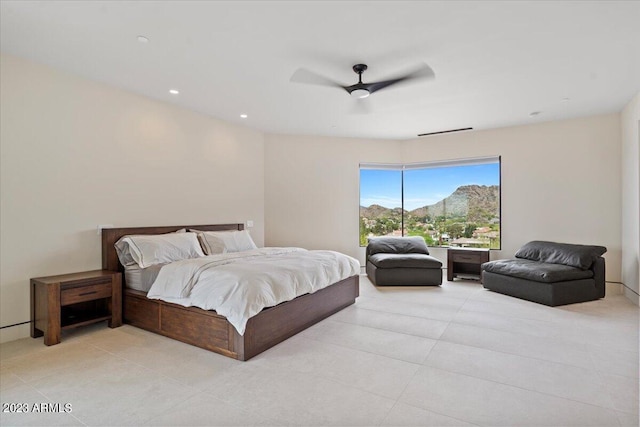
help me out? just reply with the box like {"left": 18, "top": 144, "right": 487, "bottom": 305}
{"left": 240, "top": 114, "right": 248, "bottom": 119}
{"left": 169, "top": 89, "right": 179, "bottom": 95}
{"left": 137, "top": 35, "right": 149, "bottom": 43}
{"left": 529, "top": 111, "right": 541, "bottom": 117}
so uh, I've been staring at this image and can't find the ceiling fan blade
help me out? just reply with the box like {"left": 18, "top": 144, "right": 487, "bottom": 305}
{"left": 290, "top": 68, "right": 345, "bottom": 89}
{"left": 367, "top": 63, "right": 435, "bottom": 94}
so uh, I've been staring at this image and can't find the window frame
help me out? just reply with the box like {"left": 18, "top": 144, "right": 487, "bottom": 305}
{"left": 359, "top": 156, "right": 501, "bottom": 249}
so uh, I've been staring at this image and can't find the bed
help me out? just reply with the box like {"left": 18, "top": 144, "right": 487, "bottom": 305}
{"left": 101, "top": 224, "right": 359, "bottom": 361}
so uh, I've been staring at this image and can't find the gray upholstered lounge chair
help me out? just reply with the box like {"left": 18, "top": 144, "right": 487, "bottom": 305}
{"left": 482, "top": 241, "right": 607, "bottom": 306}
{"left": 366, "top": 236, "right": 443, "bottom": 286}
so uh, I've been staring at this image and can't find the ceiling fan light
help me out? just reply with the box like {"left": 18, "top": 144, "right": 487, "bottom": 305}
{"left": 350, "top": 89, "right": 370, "bottom": 99}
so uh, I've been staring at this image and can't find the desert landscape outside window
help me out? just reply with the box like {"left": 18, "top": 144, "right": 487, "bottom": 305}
{"left": 359, "top": 157, "right": 501, "bottom": 248}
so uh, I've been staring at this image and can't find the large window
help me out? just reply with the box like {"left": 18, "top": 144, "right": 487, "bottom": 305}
{"left": 360, "top": 156, "right": 501, "bottom": 248}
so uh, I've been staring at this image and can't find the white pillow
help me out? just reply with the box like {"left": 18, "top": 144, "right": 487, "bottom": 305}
{"left": 195, "top": 230, "right": 258, "bottom": 255}
{"left": 115, "top": 232, "right": 204, "bottom": 268}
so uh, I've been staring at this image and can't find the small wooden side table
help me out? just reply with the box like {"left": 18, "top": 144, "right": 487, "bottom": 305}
{"left": 31, "top": 270, "right": 122, "bottom": 345}
{"left": 447, "top": 248, "right": 490, "bottom": 283}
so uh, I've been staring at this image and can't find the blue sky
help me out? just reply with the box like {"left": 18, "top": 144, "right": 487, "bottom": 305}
{"left": 360, "top": 163, "right": 500, "bottom": 210}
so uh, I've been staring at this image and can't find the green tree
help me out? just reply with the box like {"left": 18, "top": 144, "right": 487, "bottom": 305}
{"left": 464, "top": 223, "right": 477, "bottom": 238}
{"left": 359, "top": 217, "right": 368, "bottom": 246}
{"left": 446, "top": 223, "right": 464, "bottom": 239}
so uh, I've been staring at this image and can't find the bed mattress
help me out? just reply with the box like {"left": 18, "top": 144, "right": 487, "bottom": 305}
{"left": 124, "top": 264, "right": 164, "bottom": 292}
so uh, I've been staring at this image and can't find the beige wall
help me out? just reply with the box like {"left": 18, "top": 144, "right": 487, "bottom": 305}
{"left": 265, "top": 115, "right": 623, "bottom": 282}
{"left": 621, "top": 92, "right": 640, "bottom": 304}
{"left": 264, "top": 134, "right": 400, "bottom": 261}
{"left": 401, "top": 115, "right": 622, "bottom": 282}
{"left": 0, "top": 55, "right": 265, "bottom": 342}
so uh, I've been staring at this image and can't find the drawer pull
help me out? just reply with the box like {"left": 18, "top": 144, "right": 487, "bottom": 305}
{"left": 78, "top": 291, "right": 98, "bottom": 297}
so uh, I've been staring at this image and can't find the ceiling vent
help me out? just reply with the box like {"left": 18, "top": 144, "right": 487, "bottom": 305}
{"left": 418, "top": 127, "right": 473, "bottom": 137}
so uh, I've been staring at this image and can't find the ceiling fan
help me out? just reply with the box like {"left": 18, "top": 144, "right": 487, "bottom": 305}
{"left": 290, "top": 63, "right": 435, "bottom": 99}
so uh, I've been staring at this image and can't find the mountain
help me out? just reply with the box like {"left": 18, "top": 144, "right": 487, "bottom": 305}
{"left": 359, "top": 204, "right": 404, "bottom": 219}
{"left": 408, "top": 185, "right": 499, "bottom": 222}
{"left": 361, "top": 185, "right": 499, "bottom": 222}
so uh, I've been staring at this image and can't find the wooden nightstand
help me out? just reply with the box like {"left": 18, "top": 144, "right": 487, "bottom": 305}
{"left": 30, "top": 270, "right": 122, "bottom": 345}
{"left": 447, "top": 248, "right": 490, "bottom": 283}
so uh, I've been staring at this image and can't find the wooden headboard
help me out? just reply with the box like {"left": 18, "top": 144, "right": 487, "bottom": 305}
{"left": 101, "top": 223, "right": 244, "bottom": 272}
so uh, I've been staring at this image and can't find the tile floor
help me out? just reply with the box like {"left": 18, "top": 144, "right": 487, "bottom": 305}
{"left": 1, "top": 275, "right": 638, "bottom": 426}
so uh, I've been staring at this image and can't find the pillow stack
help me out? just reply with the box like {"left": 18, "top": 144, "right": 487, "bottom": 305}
{"left": 115, "top": 229, "right": 259, "bottom": 268}
{"left": 191, "top": 229, "right": 258, "bottom": 255}
{"left": 115, "top": 232, "right": 204, "bottom": 268}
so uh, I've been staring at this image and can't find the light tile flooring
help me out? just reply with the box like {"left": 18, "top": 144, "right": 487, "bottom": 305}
{"left": 1, "top": 276, "right": 638, "bottom": 426}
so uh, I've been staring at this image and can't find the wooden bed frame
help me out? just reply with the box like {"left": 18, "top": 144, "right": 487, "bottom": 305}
{"left": 101, "top": 224, "right": 359, "bottom": 361}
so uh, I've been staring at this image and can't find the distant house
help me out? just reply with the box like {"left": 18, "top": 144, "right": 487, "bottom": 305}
{"left": 474, "top": 227, "right": 499, "bottom": 239}
{"left": 451, "top": 237, "right": 487, "bottom": 248}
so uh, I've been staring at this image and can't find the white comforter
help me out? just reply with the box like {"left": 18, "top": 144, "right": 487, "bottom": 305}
{"left": 146, "top": 247, "right": 360, "bottom": 335}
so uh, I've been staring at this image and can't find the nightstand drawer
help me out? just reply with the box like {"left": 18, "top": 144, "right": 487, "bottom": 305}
{"left": 451, "top": 252, "right": 482, "bottom": 263}
{"left": 61, "top": 282, "right": 112, "bottom": 305}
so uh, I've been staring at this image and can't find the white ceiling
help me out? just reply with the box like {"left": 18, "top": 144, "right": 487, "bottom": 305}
{"left": 1, "top": 1, "right": 639, "bottom": 140}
